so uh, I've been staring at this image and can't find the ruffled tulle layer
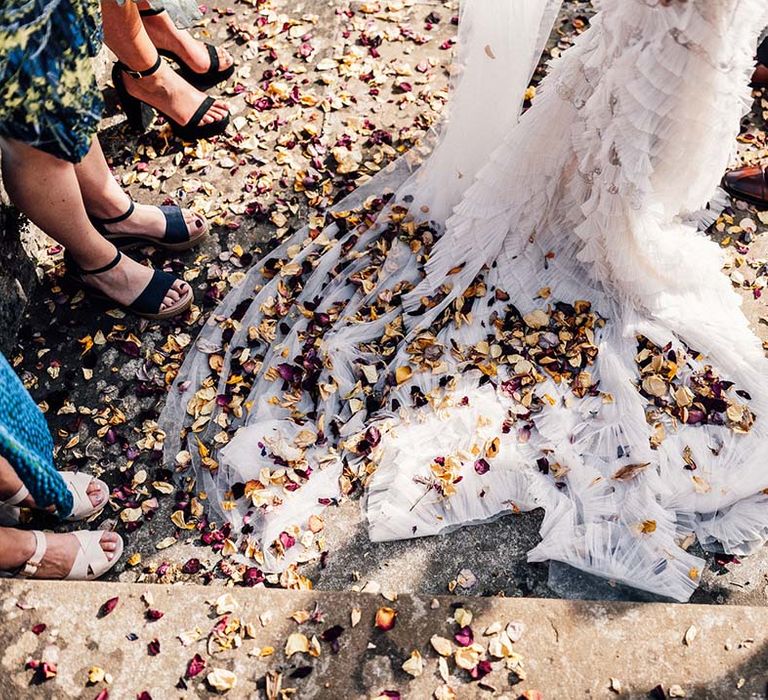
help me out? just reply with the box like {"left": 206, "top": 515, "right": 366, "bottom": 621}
{"left": 162, "top": 0, "right": 768, "bottom": 602}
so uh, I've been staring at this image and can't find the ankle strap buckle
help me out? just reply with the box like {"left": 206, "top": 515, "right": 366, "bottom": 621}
{"left": 124, "top": 67, "right": 147, "bottom": 80}
{"left": 118, "top": 55, "right": 162, "bottom": 80}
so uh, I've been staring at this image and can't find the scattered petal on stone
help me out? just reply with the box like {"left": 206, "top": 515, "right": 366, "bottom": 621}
{"left": 506, "top": 621, "right": 525, "bottom": 642}
{"left": 401, "top": 650, "right": 424, "bottom": 678}
{"left": 87, "top": 666, "right": 106, "bottom": 684}
{"left": 186, "top": 654, "right": 206, "bottom": 679}
{"left": 454, "top": 645, "right": 481, "bottom": 671}
{"left": 285, "top": 633, "right": 310, "bottom": 657}
{"left": 454, "top": 626, "right": 473, "bottom": 647}
{"left": 214, "top": 593, "right": 238, "bottom": 615}
{"left": 434, "top": 686, "right": 457, "bottom": 700}
{"left": 457, "top": 569, "right": 477, "bottom": 589}
{"left": 99, "top": 597, "right": 119, "bottom": 618}
{"left": 375, "top": 607, "right": 397, "bottom": 631}
{"left": 155, "top": 537, "right": 177, "bottom": 550}
{"left": 206, "top": 668, "right": 237, "bottom": 692}
{"left": 431, "top": 635, "right": 453, "bottom": 657}
{"left": 454, "top": 608, "right": 472, "bottom": 627}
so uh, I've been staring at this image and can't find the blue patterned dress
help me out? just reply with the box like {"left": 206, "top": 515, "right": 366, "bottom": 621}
{"left": 0, "top": 355, "right": 72, "bottom": 516}
{"left": 0, "top": 0, "right": 103, "bottom": 163}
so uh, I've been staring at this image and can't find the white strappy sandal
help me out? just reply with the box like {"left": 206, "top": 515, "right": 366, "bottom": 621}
{"left": 0, "top": 472, "right": 109, "bottom": 524}
{"left": 18, "top": 530, "right": 124, "bottom": 581}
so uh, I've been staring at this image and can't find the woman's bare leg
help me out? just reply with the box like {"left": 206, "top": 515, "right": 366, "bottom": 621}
{"left": 0, "top": 526, "right": 119, "bottom": 577}
{"left": 0, "top": 456, "right": 103, "bottom": 510}
{"left": 137, "top": 1, "right": 233, "bottom": 75}
{"left": 74, "top": 136, "right": 206, "bottom": 239}
{"left": 100, "top": 0, "right": 228, "bottom": 126}
{"left": 0, "top": 137, "right": 188, "bottom": 310}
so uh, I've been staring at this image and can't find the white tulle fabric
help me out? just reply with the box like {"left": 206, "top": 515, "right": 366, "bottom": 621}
{"left": 162, "top": 0, "right": 768, "bottom": 602}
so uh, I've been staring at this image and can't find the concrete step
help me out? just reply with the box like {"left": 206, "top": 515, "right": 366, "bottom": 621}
{"left": 1, "top": 579, "right": 766, "bottom": 699}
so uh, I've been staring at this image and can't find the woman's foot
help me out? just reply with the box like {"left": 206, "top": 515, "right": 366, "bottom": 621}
{"left": 0, "top": 527, "right": 120, "bottom": 579}
{"left": 88, "top": 195, "right": 208, "bottom": 243}
{"left": 120, "top": 59, "right": 228, "bottom": 127}
{"left": 140, "top": 9, "right": 234, "bottom": 76}
{"left": 76, "top": 247, "right": 192, "bottom": 313}
{"left": 0, "top": 457, "right": 104, "bottom": 512}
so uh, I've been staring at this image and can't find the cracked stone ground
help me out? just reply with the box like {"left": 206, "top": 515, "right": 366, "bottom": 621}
{"left": 8, "top": 0, "right": 768, "bottom": 605}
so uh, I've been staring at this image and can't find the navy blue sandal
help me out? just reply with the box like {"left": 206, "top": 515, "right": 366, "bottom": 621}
{"left": 140, "top": 7, "right": 235, "bottom": 90}
{"left": 66, "top": 250, "right": 193, "bottom": 320}
{"left": 89, "top": 200, "right": 208, "bottom": 251}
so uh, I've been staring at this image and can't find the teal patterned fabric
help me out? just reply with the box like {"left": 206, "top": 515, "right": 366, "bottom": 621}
{"left": 0, "top": 0, "right": 103, "bottom": 163}
{"left": 0, "top": 354, "right": 73, "bottom": 517}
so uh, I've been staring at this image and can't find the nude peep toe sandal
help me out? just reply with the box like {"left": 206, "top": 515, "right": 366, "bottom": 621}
{"left": 0, "top": 472, "right": 110, "bottom": 523}
{"left": 18, "top": 530, "right": 124, "bottom": 581}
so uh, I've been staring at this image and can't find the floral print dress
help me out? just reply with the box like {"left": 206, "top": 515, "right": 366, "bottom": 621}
{"left": 0, "top": 0, "right": 103, "bottom": 163}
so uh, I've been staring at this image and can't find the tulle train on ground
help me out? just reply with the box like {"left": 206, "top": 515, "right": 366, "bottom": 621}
{"left": 162, "top": 0, "right": 768, "bottom": 602}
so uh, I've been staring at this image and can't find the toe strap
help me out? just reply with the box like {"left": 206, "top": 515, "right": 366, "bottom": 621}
{"left": 130, "top": 269, "right": 185, "bottom": 315}
{"left": 207, "top": 43, "right": 220, "bottom": 73}
{"left": 159, "top": 205, "right": 191, "bottom": 245}
{"left": 185, "top": 96, "right": 216, "bottom": 129}
{"left": 60, "top": 472, "right": 108, "bottom": 520}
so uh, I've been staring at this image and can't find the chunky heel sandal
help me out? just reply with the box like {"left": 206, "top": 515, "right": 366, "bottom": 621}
{"left": 0, "top": 473, "right": 109, "bottom": 523}
{"left": 112, "top": 56, "right": 229, "bottom": 141}
{"left": 111, "top": 60, "right": 158, "bottom": 132}
{"left": 17, "top": 530, "right": 123, "bottom": 581}
{"left": 89, "top": 200, "right": 208, "bottom": 251}
{"left": 66, "top": 250, "right": 193, "bottom": 320}
{"left": 139, "top": 7, "right": 235, "bottom": 90}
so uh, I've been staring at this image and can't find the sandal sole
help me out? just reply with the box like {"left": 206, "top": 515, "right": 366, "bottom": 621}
{"left": 103, "top": 230, "right": 208, "bottom": 252}
{"left": 66, "top": 273, "right": 195, "bottom": 321}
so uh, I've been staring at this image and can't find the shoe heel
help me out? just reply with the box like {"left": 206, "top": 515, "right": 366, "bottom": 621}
{"left": 111, "top": 64, "right": 153, "bottom": 132}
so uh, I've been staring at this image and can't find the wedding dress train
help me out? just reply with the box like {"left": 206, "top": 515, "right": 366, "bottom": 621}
{"left": 162, "top": 0, "right": 768, "bottom": 602}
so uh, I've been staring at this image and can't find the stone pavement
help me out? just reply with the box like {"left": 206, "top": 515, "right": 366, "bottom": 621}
{"left": 2, "top": 578, "right": 767, "bottom": 699}
{"left": 4, "top": 3, "right": 768, "bottom": 685}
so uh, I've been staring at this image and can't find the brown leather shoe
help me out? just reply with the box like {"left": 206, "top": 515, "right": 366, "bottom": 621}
{"left": 752, "top": 64, "right": 768, "bottom": 89}
{"left": 722, "top": 165, "right": 768, "bottom": 208}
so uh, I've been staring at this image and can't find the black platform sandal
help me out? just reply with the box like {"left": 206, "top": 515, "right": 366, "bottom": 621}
{"left": 112, "top": 55, "right": 229, "bottom": 141}
{"left": 139, "top": 7, "right": 235, "bottom": 90}
{"left": 65, "top": 250, "right": 193, "bottom": 320}
{"left": 89, "top": 200, "right": 209, "bottom": 252}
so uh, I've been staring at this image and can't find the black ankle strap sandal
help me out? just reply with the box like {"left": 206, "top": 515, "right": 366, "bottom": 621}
{"left": 138, "top": 7, "right": 235, "bottom": 89}
{"left": 160, "top": 44, "right": 236, "bottom": 91}
{"left": 112, "top": 56, "right": 229, "bottom": 141}
{"left": 65, "top": 250, "right": 193, "bottom": 320}
{"left": 89, "top": 201, "right": 208, "bottom": 252}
